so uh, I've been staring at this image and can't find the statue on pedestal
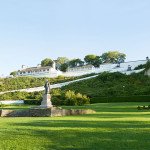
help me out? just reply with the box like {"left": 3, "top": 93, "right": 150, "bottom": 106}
{"left": 40, "top": 80, "right": 53, "bottom": 108}
{"left": 44, "top": 80, "right": 51, "bottom": 94}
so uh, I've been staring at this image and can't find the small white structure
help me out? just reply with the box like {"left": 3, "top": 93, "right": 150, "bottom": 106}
{"left": 17, "top": 62, "right": 62, "bottom": 78}
{"left": 0, "top": 100, "right": 24, "bottom": 105}
{"left": 145, "top": 68, "right": 150, "bottom": 76}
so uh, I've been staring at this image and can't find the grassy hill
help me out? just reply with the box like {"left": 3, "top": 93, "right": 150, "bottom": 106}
{"left": 0, "top": 73, "right": 96, "bottom": 92}
{"left": 0, "top": 76, "right": 73, "bottom": 92}
{"left": 1, "top": 72, "right": 150, "bottom": 104}
{"left": 62, "top": 72, "right": 150, "bottom": 103}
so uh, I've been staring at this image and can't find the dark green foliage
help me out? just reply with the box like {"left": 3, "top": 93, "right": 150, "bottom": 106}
{"left": 68, "top": 59, "right": 84, "bottom": 68}
{"left": 90, "top": 95, "right": 150, "bottom": 103}
{"left": 24, "top": 100, "right": 41, "bottom": 105}
{"left": 10, "top": 71, "right": 17, "bottom": 76}
{"left": 41, "top": 58, "right": 53, "bottom": 67}
{"left": 59, "top": 63, "right": 69, "bottom": 72}
{"left": 134, "top": 64, "right": 146, "bottom": 70}
{"left": 92, "top": 56, "right": 102, "bottom": 67}
{"left": 84, "top": 55, "right": 102, "bottom": 67}
{"left": 62, "top": 72, "right": 150, "bottom": 102}
{"left": 135, "top": 61, "right": 150, "bottom": 71}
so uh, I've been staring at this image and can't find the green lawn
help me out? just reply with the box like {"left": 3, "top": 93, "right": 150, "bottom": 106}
{"left": 0, "top": 102, "right": 150, "bottom": 150}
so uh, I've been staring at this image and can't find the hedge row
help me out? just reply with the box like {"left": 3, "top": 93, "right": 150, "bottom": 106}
{"left": 23, "top": 95, "right": 150, "bottom": 105}
{"left": 24, "top": 100, "right": 41, "bottom": 105}
{"left": 90, "top": 95, "right": 150, "bottom": 103}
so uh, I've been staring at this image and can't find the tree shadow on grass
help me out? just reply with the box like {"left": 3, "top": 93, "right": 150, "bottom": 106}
{"left": 84, "top": 112, "right": 150, "bottom": 118}
{"left": 10, "top": 119, "right": 150, "bottom": 129}
{"left": 4, "top": 119, "right": 150, "bottom": 150}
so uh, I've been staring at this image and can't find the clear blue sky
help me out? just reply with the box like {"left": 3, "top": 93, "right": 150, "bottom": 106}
{"left": 0, "top": 0, "right": 150, "bottom": 75}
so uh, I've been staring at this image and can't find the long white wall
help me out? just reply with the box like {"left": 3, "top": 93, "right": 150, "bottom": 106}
{"left": 63, "top": 60, "right": 147, "bottom": 77}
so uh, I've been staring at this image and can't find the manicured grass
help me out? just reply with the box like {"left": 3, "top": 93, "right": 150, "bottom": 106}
{"left": 0, "top": 102, "right": 150, "bottom": 150}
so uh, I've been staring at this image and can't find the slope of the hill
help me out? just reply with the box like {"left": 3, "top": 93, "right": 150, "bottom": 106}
{"left": 0, "top": 74, "right": 96, "bottom": 92}
{"left": 62, "top": 72, "right": 150, "bottom": 102}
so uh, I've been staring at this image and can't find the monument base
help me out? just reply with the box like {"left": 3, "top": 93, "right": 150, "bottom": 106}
{"left": 40, "top": 94, "right": 53, "bottom": 108}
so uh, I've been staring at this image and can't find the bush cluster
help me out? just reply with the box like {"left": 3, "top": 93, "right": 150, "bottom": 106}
{"left": 51, "top": 89, "right": 90, "bottom": 106}
{"left": 134, "top": 64, "right": 146, "bottom": 70}
{"left": 0, "top": 89, "right": 90, "bottom": 106}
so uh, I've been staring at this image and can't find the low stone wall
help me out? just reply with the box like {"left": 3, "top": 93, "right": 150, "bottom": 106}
{"left": 0, "top": 107, "right": 95, "bottom": 117}
{"left": 0, "top": 109, "right": 30, "bottom": 117}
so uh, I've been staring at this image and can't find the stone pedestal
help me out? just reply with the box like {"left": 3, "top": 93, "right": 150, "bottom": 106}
{"left": 40, "top": 94, "right": 53, "bottom": 108}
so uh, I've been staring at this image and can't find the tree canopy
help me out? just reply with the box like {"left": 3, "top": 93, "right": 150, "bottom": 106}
{"left": 69, "top": 59, "right": 84, "bottom": 68}
{"left": 56, "top": 57, "right": 69, "bottom": 66}
{"left": 101, "top": 51, "right": 126, "bottom": 63}
{"left": 41, "top": 58, "right": 53, "bottom": 67}
{"left": 10, "top": 71, "right": 17, "bottom": 76}
{"left": 84, "top": 55, "right": 102, "bottom": 67}
{"left": 59, "top": 63, "right": 69, "bottom": 72}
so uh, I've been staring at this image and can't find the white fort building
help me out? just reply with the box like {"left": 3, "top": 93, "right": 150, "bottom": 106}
{"left": 16, "top": 58, "right": 149, "bottom": 78}
{"left": 17, "top": 62, "right": 62, "bottom": 78}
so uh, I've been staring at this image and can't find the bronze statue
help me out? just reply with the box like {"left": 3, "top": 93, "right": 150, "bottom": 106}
{"left": 44, "top": 80, "right": 51, "bottom": 94}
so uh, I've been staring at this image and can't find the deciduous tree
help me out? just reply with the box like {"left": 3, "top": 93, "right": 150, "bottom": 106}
{"left": 101, "top": 51, "right": 126, "bottom": 63}
{"left": 84, "top": 55, "right": 102, "bottom": 67}
{"left": 41, "top": 58, "right": 53, "bottom": 67}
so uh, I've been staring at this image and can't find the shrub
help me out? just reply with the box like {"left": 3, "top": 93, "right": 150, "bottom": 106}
{"left": 24, "top": 100, "right": 41, "bottom": 105}
{"left": 64, "top": 90, "right": 90, "bottom": 106}
{"left": 51, "top": 96, "right": 64, "bottom": 106}
{"left": 65, "top": 90, "right": 77, "bottom": 106}
{"left": 134, "top": 64, "right": 146, "bottom": 70}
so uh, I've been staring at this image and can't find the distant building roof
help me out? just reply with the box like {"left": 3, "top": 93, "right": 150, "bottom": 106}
{"left": 18, "top": 66, "right": 52, "bottom": 72}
